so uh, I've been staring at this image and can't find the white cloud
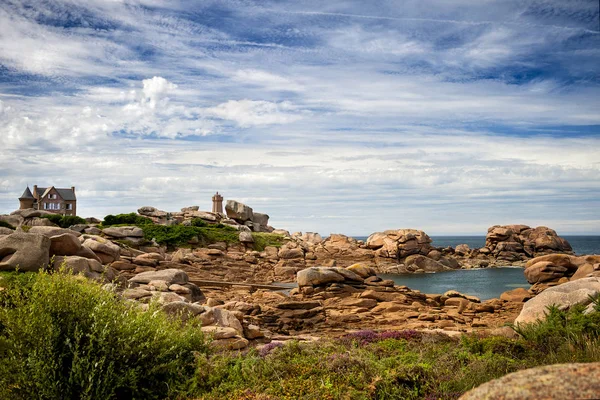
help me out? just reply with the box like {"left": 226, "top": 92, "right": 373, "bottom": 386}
{"left": 0, "top": 0, "right": 598, "bottom": 235}
{"left": 205, "top": 100, "right": 303, "bottom": 127}
{"left": 141, "top": 76, "right": 178, "bottom": 109}
{"left": 233, "top": 69, "right": 304, "bottom": 92}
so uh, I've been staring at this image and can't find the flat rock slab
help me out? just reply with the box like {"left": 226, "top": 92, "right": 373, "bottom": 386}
{"left": 129, "top": 269, "right": 189, "bottom": 285}
{"left": 459, "top": 362, "right": 600, "bottom": 400}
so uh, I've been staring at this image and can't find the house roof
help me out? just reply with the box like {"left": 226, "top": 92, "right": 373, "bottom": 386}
{"left": 35, "top": 186, "right": 76, "bottom": 201}
{"left": 19, "top": 187, "right": 34, "bottom": 199}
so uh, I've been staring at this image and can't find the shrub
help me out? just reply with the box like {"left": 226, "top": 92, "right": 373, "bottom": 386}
{"left": 141, "top": 224, "right": 240, "bottom": 248}
{"left": 40, "top": 214, "right": 87, "bottom": 228}
{"left": 0, "top": 220, "right": 15, "bottom": 230}
{"left": 190, "top": 218, "right": 208, "bottom": 227}
{"left": 511, "top": 296, "right": 600, "bottom": 357}
{"left": 102, "top": 213, "right": 154, "bottom": 227}
{"left": 0, "top": 270, "right": 208, "bottom": 400}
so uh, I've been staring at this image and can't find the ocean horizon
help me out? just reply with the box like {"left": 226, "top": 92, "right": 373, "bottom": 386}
{"left": 351, "top": 235, "right": 600, "bottom": 256}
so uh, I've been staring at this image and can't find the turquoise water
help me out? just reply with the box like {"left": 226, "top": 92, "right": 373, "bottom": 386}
{"left": 380, "top": 267, "right": 530, "bottom": 300}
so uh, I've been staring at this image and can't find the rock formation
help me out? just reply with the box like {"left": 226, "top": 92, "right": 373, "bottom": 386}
{"left": 523, "top": 254, "right": 600, "bottom": 285}
{"left": 0, "top": 232, "right": 50, "bottom": 271}
{"left": 484, "top": 225, "right": 572, "bottom": 262}
{"left": 514, "top": 277, "right": 600, "bottom": 325}
{"left": 459, "top": 363, "right": 600, "bottom": 400}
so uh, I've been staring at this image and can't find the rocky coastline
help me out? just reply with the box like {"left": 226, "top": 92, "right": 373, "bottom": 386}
{"left": 1, "top": 200, "right": 597, "bottom": 350}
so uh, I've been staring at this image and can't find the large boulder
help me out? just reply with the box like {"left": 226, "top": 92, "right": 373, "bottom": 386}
{"left": 523, "top": 254, "right": 600, "bottom": 284}
{"left": 366, "top": 229, "right": 433, "bottom": 259}
{"left": 129, "top": 268, "right": 189, "bottom": 285}
{"left": 404, "top": 254, "right": 448, "bottom": 272}
{"left": 514, "top": 277, "right": 600, "bottom": 325}
{"left": 459, "top": 363, "right": 600, "bottom": 400}
{"left": 239, "top": 231, "right": 254, "bottom": 243}
{"left": 225, "top": 200, "right": 253, "bottom": 222}
{"left": 524, "top": 261, "right": 569, "bottom": 283}
{"left": 0, "top": 232, "right": 50, "bottom": 271}
{"left": 49, "top": 233, "right": 82, "bottom": 256}
{"left": 252, "top": 212, "right": 269, "bottom": 226}
{"left": 297, "top": 267, "right": 346, "bottom": 287}
{"left": 137, "top": 206, "right": 168, "bottom": 218}
{"left": 53, "top": 255, "right": 118, "bottom": 283}
{"left": 82, "top": 236, "right": 121, "bottom": 264}
{"left": 0, "top": 214, "right": 24, "bottom": 227}
{"left": 10, "top": 208, "right": 52, "bottom": 219}
{"left": 28, "top": 226, "right": 82, "bottom": 238}
{"left": 102, "top": 226, "right": 144, "bottom": 238}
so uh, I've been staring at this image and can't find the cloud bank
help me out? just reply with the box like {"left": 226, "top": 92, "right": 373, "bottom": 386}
{"left": 0, "top": 0, "right": 599, "bottom": 235}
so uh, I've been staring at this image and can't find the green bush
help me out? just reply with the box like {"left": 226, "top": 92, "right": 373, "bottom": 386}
{"left": 511, "top": 296, "right": 600, "bottom": 360}
{"left": 190, "top": 218, "right": 208, "bottom": 227}
{"left": 141, "top": 224, "right": 239, "bottom": 248}
{"left": 0, "top": 270, "right": 208, "bottom": 400}
{"left": 40, "top": 214, "right": 87, "bottom": 228}
{"left": 0, "top": 220, "right": 15, "bottom": 230}
{"left": 102, "top": 213, "right": 153, "bottom": 227}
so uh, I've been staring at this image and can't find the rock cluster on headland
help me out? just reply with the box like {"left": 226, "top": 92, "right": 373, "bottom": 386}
{"left": 137, "top": 200, "right": 273, "bottom": 233}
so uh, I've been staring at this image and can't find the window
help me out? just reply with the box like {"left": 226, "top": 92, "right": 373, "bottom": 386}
{"left": 66, "top": 204, "right": 72, "bottom": 210}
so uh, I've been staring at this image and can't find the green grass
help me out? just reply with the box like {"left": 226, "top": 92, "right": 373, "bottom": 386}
{"left": 0, "top": 269, "right": 208, "bottom": 400}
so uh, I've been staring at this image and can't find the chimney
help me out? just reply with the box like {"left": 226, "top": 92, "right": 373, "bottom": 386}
{"left": 71, "top": 186, "right": 75, "bottom": 194}
{"left": 33, "top": 185, "right": 38, "bottom": 200}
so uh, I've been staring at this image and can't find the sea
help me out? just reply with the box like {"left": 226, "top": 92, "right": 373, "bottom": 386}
{"left": 353, "top": 235, "right": 600, "bottom": 256}
{"left": 353, "top": 235, "right": 600, "bottom": 300}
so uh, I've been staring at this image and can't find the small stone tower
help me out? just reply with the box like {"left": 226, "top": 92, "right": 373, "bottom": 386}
{"left": 212, "top": 192, "right": 223, "bottom": 214}
{"left": 19, "top": 186, "right": 34, "bottom": 210}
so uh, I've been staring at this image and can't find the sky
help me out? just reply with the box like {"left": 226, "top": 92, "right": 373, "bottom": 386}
{"left": 0, "top": 0, "right": 599, "bottom": 236}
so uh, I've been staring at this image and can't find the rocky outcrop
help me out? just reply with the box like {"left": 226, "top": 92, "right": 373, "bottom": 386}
{"left": 484, "top": 225, "right": 572, "bottom": 263}
{"left": 225, "top": 200, "right": 253, "bottom": 222}
{"left": 0, "top": 232, "right": 50, "bottom": 272}
{"left": 524, "top": 254, "right": 600, "bottom": 284}
{"left": 514, "top": 277, "right": 600, "bottom": 325}
{"left": 459, "top": 363, "right": 600, "bottom": 400}
{"left": 366, "top": 229, "right": 433, "bottom": 259}
{"left": 82, "top": 236, "right": 121, "bottom": 264}
{"left": 102, "top": 226, "right": 144, "bottom": 243}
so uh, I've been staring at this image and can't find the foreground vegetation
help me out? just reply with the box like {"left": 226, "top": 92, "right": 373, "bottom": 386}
{"left": 197, "top": 300, "right": 600, "bottom": 400}
{"left": 0, "top": 272, "right": 598, "bottom": 399}
{"left": 0, "top": 271, "right": 208, "bottom": 400}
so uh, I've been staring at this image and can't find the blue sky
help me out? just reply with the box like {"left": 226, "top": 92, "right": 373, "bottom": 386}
{"left": 0, "top": 0, "right": 599, "bottom": 235}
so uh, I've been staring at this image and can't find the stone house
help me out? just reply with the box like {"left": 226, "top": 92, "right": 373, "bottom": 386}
{"left": 19, "top": 185, "right": 77, "bottom": 216}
